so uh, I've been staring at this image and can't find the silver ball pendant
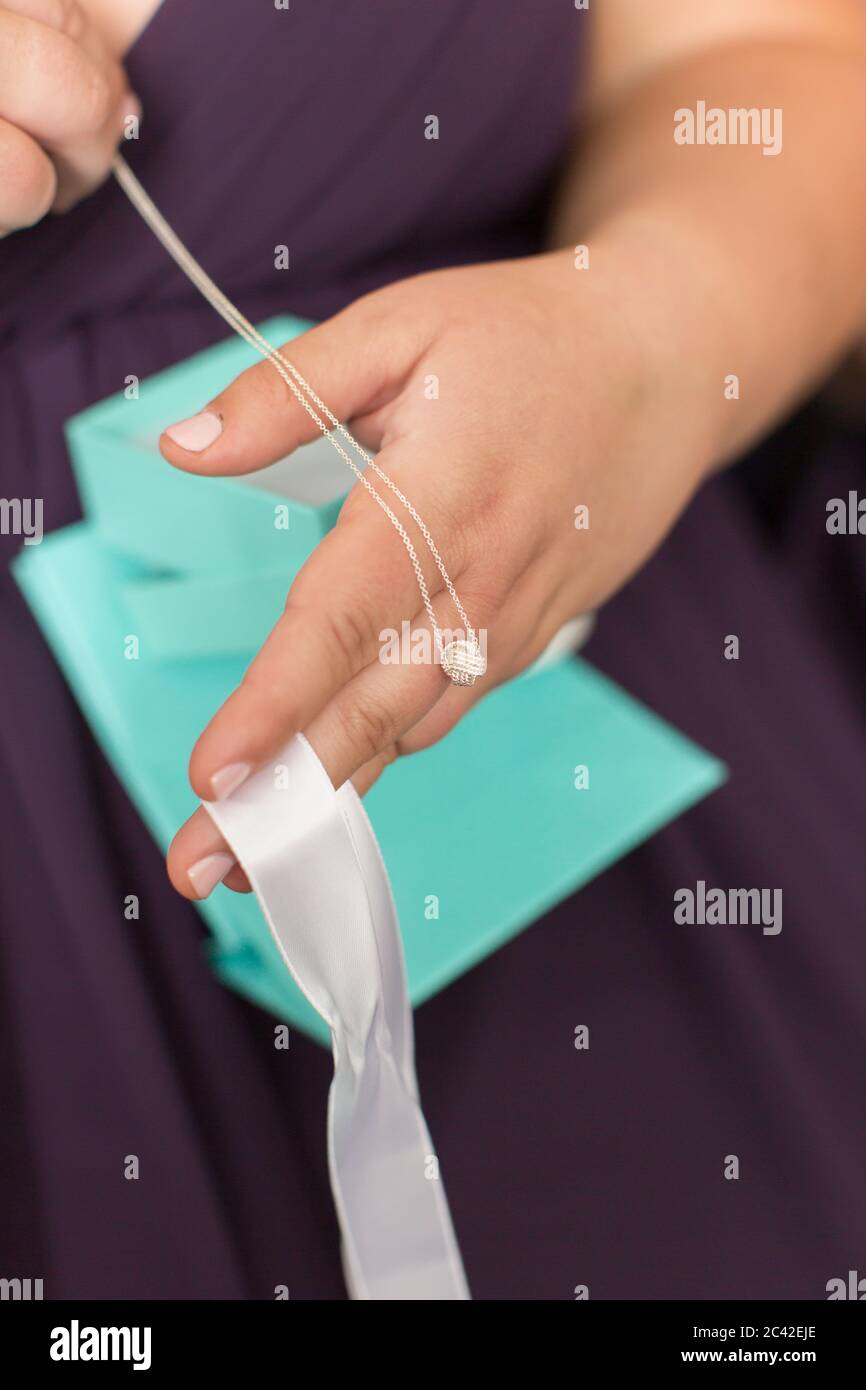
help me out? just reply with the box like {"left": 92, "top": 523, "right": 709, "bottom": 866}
{"left": 440, "top": 638, "right": 486, "bottom": 687}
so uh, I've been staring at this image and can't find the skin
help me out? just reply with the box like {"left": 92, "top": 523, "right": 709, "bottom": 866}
{"left": 0, "top": 0, "right": 139, "bottom": 230}
{"left": 4, "top": 1, "right": 866, "bottom": 897}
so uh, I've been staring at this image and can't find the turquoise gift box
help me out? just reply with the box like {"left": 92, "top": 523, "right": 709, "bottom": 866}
{"left": 14, "top": 317, "right": 726, "bottom": 1046}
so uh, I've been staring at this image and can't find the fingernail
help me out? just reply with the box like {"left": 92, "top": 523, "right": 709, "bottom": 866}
{"left": 210, "top": 762, "right": 252, "bottom": 800}
{"left": 164, "top": 410, "right": 223, "bottom": 453}
{"left": 188, "top": 852, "right": 235, "bottom": 898}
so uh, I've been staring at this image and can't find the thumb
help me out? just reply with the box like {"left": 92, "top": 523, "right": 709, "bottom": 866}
{"left": 158, "top": 293, "right": 418, "bottom": 477}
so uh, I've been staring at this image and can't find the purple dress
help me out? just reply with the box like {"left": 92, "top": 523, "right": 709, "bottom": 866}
{"left": 1, "top": 0, "right": 864, "bottom": 1300}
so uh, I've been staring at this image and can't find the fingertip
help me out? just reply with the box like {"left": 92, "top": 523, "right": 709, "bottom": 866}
{"left": 187, "top": 755, "right": 215, "bottom": 805}
{"left": 187, "top": 851, "right": 236, "bottom": 900}
{"left": 187, "top": 743, "right": 215, "bottom": 803}
{"left": 166, "top": 834, "right": 198, "bottom": 900}
{"left": 223, "top": 864, "right": 253, "bottom": 894}
{"left": 167, "top": 807, "right": 238, "bottom": 900}
{"left": 160, "top": 409, "right": 224, "bottom": 466}
{"left": 188, "top": 728, "right": 253, "bottom": 803}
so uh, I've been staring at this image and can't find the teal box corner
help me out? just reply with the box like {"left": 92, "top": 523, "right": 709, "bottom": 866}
{"left": 65, "top": 315, "right": 348, "bottom": 580}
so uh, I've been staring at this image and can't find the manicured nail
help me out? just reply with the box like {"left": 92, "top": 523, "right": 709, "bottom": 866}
{"left": 164, "top": 410, "right": 223, "bottom": 453}
{"left": 188, "top": 852, "right": 235, "bottom": 898}
{"left": 210, "top": 761, "right": 251, "bottom": 800}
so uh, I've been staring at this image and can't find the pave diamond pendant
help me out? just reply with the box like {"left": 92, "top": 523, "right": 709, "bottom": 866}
{"left": 440, "top": 637, "right": 486, "bottom": 687}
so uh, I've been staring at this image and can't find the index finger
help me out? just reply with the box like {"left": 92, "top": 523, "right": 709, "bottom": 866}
{"left": 187, "top": 449, "right": 456, "bottom": 802}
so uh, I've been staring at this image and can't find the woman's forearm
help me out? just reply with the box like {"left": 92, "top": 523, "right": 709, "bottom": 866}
{"left": 549, "top": 36, "right": 866, "bottom": 472}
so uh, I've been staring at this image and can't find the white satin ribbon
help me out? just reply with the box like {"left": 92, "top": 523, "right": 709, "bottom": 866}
{"left": 203, "top": 734, "right": 470, "bottom": 1301}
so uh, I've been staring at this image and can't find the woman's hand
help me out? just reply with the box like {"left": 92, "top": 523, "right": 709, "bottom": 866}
{"left": 162, "top": 251, "right": 704, "bottom": 899}
{"left": 0, "top": 0, "right": 137, "bottom": 234}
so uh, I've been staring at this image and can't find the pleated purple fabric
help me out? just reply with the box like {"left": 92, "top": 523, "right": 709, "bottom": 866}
{"left": 1, "top": 0, "right": 864, "bottom": 1299}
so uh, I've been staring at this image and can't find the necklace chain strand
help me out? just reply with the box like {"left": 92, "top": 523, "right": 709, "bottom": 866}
{"left": 111, "top": 153, "right": 483, "bottom": 684}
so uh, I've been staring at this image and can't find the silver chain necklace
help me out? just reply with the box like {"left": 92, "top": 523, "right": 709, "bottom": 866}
{"left": 112, "top": 153, "right": 486, "bottom": 688}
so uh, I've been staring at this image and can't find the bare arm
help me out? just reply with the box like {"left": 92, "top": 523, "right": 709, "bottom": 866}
{"left": 550, "top": 0, "right": 866, "bottom": 468}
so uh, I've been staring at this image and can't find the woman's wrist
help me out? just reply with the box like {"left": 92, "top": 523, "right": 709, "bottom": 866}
{"left": 537, "top": 235, "right": 716, "bottom": 497}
